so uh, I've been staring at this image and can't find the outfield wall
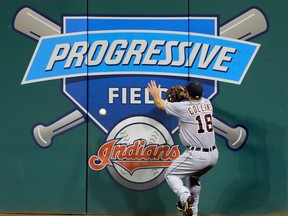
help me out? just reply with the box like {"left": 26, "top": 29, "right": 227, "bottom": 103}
{"left": 0, "top": 1, "right": 287, "bottom": 215}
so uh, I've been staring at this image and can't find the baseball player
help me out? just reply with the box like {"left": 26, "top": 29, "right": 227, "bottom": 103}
{"left": 147, "top": 80, "right": 218, "bottom": 216}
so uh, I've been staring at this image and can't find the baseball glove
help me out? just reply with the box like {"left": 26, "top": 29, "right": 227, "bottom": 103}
{"left": 166, "top": 85, "right": 187, "bottom": 102}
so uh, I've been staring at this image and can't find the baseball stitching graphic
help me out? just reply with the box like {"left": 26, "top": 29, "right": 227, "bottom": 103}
{"left": 105, "top": 116, "right": 175, "bottom": 190}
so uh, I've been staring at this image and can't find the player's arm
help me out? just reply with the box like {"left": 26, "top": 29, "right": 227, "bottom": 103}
{"left": 147, "top": 80, "right": 166, "bottom": 111}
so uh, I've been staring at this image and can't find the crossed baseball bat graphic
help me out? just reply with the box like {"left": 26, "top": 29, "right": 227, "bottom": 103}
{"left": 13, "top": 7, "right": 268, "bottom": 150}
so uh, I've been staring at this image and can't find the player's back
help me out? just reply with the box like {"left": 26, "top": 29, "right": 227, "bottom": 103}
{"left": 165, "top": 98, "right": 215, "bottom": 148}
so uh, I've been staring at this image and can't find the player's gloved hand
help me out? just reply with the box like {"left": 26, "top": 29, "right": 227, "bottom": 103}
{"left": 166, "top": 85, "right": 188, "bottom": 102}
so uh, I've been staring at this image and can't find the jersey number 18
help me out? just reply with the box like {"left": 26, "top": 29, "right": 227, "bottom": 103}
{"left": 195, "top": 114, "right": 213, "bottom": 133}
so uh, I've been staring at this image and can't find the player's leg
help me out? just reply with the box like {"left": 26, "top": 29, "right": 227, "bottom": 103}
{"left": 165, "top": 174, "right": 190, "bottom": 203}
{"left": 165, "top": 150, "right": 191, "bottom": 205}
{"left": 165, "top": 150, "right": 213, "bottom": 215}
{"left": 187, "top": 150, "right": 219, "bottom": 215}
{"left": 165, "top": 150, "right": 207, "bottom": 203}
{"left": 189, "top": 177, "right": 201, "bottom": 216}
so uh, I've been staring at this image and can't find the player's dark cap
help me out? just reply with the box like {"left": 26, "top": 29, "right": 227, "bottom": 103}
{"left": 186, "top": 81, "right": 204, "bottom": 99}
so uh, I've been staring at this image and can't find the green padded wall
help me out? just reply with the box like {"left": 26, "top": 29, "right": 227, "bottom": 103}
{"left": 0, "top": 0, "right": 286, "bottom": 215}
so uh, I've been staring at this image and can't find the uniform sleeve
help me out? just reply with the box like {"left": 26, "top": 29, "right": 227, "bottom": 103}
{"left": 165, "top": 102, "right": 182, "bottom": 117}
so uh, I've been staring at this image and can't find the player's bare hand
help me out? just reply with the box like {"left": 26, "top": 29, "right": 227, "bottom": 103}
{"left": 147, "top": 80, "right": 161, "bottom": 98}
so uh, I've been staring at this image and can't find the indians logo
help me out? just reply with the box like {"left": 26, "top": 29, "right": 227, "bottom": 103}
{"left": 13, "top": 6, "right": 268, "bottom": 190}
{"left": 89, "top": 117, "right": 179, "bottom": 190}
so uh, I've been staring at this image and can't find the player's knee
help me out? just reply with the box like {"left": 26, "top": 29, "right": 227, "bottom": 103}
{"left": 164, "top": 170, "right": 171, "bottom": 180}
{"left": 165, "top": 172, "right": 175, "bottom": 185}
{"left": 164, "top": 172, "right": 169, "bottom": 180}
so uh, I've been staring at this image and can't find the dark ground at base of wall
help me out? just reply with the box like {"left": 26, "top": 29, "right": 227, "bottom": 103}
{"left": 0, "top": 213, "right": 287, "bottom": 216}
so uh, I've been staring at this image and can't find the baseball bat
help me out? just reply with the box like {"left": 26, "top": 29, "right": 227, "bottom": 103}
{"left": 33, "top": 110, "right": 85, "bottom": 148}
{"left": 213, "top": 117, "right": 246, "bottom": 150}
{"left": 13, "top": 7, "right": 61, "bottom": 40}
{"left": 220, "top": 7, "right": 268, "bottom": 41}
{"left": 14, "top": 7, "right": 267, "bottom": 148}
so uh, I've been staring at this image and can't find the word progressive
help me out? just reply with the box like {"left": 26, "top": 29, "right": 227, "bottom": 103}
{"left": 46, "top": 39, "right": 236, "bottom": 72}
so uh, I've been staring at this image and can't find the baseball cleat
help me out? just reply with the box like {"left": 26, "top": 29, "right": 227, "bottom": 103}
{"left": 183, "top": 196, "right": 194, "bottom": 216}
{"left": 176, "top": 201, "right": 183, "bottom": 212}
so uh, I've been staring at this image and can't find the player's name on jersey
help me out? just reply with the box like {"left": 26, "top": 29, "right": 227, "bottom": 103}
{"left": 188, "top": 103, "right": 212, "bottom": 115}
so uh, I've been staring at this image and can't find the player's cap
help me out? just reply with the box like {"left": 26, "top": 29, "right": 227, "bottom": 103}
{"left": 186, "top": 81, "right": 204, "bottom": 99}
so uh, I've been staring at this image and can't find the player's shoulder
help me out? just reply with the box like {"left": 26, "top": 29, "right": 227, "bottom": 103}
{"left": 165, "top": 100, "right": 190, "bottom": 108}
{"left": 166, "top": 99, "right": 190, "bottom": 104}
{"left": 202, "top": 98, "right": 211, "bottom": 103}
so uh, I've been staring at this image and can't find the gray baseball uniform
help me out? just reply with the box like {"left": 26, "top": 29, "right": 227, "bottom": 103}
{"left": 164, "top": 98, "right": 218, "bottom": 216}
